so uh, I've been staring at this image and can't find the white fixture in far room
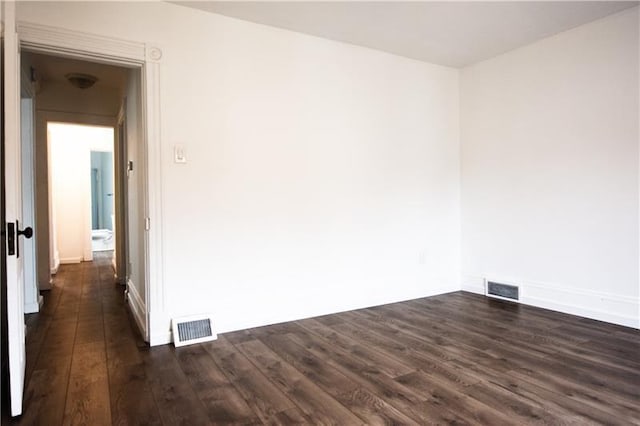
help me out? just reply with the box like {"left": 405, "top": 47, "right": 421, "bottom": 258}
{"left": 92, "top": 229, "right": 114, "bottom": 252}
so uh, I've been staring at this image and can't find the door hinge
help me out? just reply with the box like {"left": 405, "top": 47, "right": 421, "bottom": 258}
{"left": 145, "top": 217, "right": 150, "bottom": 231}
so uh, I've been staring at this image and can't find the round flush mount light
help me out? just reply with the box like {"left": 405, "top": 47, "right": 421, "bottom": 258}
{"left": 65, "top": 73, "right": 98, "bottom": 89}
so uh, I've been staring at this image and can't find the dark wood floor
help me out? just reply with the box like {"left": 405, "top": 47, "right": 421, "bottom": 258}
{"left": 3, "top": 252, "right": 639, "bottom": 425}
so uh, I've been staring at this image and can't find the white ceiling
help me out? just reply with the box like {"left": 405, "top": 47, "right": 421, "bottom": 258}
{"left": 172, "top": 1, "right": 638, "bottom": 67}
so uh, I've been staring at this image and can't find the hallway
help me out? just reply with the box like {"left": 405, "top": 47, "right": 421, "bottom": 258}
{"left": 7, "top": 252, "right": 161, "bottom": 425}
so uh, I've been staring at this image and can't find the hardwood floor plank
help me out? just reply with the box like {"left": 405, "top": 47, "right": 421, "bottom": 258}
{"left": 338, "top": 386, "right": 422, "bottom": 425}
{"left": 266, "top": 407, "right": 313, "bottom": 425}
{"left": 107, "top": 334, "right": 162, "bottom": 426}
{"left": 331, "top": 318, "right": 488, "bottom": 388}
{"left": 462, "top": 380, "right": 597, "bottom": 425}
{"left": 17, "top": 357, "right": 72, "bottom": 426}
{"left": 351, "top": 307, "right": 522, "bottom": 380}
{"left": 203, "top": 337, "right": 304, "bottom": 423}
{"left": 298, "top": 318, "right": 415, "bottom": 378}
{"left": 141, "top": 345, "right": 212, "bottom": 425}
{"left": 175, "top": 345, "right": 260, "bottom": 424}
{"left": 251, "top": 330, "right": 418, "bottom": 424}
{"left": 286, "top": 327, "right": 438, "bottom": 424}
{"left": 509, "top": 367, "right": 640, "bottom": 424}
{"left": 254, "top": 332, "right": 359, "bottom": 395}
{"left": 412, "top": 297, "right": 640, "bottom": 369}
{"left": 63, "top": 342, "right": 111, "bottom": 426}
{"left": 344, "top": 309, "right": 512, "bottom": 374}
{"left": 235, "top": 339, "right": 364, "bottom": 424}
{"left": 108, "top": 362, "right": 163, "bottom": 426}
{"left": 74, "top": 319, "right": 105, "bottom": 345}
{"left": 395, "top": 370, "right": 514, "bottom": 426}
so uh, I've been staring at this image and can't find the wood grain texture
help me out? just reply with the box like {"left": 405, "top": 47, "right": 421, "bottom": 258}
{"left": 6, "top": 252, "right": 640, "bottom": 425}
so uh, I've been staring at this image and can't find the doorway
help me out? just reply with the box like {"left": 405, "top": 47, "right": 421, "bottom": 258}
{"left": 20, "top": 50, "right": 149, "bottom": 343}
{"left": 16, "top": 46, "right": 156, "bottom": 347}
{"left": 17, "top": 22, "right": 165, "bottom": 347}
{"left": 48, "top": 122, "right": 116, "bottom": 264}
{"left": 21, "top": 51, "right": 134, "bottom": 290}
{"left": 90, "top": 150, "right": 115, "bottom": 252}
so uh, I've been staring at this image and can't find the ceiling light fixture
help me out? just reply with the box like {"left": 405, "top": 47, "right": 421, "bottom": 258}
{"left": 65, "top": 73, "right": 98, "bottom": 89}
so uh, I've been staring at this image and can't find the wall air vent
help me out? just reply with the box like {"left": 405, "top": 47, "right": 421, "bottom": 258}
{"left": 485, "top": 279, "right": 520, "bottom": 302}
{"left": 172, "top": 314, "right": 217, "bottom": 347}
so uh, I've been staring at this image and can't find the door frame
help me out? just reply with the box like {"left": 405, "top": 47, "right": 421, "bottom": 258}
{"left": 19, "top": 87, "right": 40, "bottom": 314}
{"left": 16, "top": 22, "right": 166, "bottom": 345}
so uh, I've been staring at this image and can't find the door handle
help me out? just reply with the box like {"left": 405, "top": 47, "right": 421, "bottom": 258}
{"left": 8, "top": 220, "right": 33, "bottom": 258}
{"left": 17, "top": 222, "right": 33, "bottom": 239}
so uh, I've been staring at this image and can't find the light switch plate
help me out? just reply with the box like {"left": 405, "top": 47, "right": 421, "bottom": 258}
{"left": 174, "top": 144, "right": 187, "bottom": 163}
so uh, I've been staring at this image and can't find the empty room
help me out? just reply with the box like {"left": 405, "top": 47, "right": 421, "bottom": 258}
{"left": 1, "top": 1, "right": 638, "bottom": 424}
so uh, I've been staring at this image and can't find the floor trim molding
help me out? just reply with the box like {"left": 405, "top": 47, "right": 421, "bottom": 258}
{"left": 150, "top": 331, "right": 173, "bottom": 346}
{"left": 126, "top": 279, "right": 147, "bottom": 339}
{"left": 462, "top": 275, "right": 639, "bottom": 329}
{"left": 59, "top": 257, "right": 82, "bottom": 264}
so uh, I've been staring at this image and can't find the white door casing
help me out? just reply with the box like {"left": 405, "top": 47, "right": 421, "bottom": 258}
{"left": 21, "top": 97, "right": 40, "bottom": 314}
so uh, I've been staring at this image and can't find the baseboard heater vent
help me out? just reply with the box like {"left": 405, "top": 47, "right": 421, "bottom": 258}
{"left": 172, "top": 314, "right": 217, "bottom": 347}
{"left": 485, "top": 279, "right": 520, "bottom": 302}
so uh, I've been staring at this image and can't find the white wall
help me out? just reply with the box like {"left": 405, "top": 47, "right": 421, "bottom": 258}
{"left": 461, "top": 8, "right": 639, "bottom": 328}
{"left": 49, "top": 123, "right": 114, "bottom": 264}
{"left": 18, "top": 1, "right": 461, "bottom": 340}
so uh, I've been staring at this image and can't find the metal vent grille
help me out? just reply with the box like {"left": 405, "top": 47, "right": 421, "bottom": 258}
{"left": 486, "top": 280, "right": 520, "bottom": 302}
{"left": 178, "top": 319, "right": 212, "bottom": 341}
{"left": 172, "top": 314, "right": 217, "bottom": 347}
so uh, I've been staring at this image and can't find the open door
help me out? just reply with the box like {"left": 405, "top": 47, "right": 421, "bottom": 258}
{"left": 3, "top": 2, "right": 29, "bottom": 416}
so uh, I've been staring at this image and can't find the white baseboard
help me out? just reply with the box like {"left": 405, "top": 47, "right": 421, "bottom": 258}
{"left": 461, "top": 276, "right": 485, "bottom": 294}
{"left": 51, "top": 252, "right": 60, "bottom": 274}
{"left": 59, "top": 256, "right": 82, "bottom": 264}
{"left": 24, "top": 295, "right": 44, "bottom": 314}
{"left": 50, "top": 259, "right": 60, "bottom": 274}
{"left": 24, "top": 301, "right": 39, "bottom": 314}
{"left": 522, "top": 280, "right": 638, "bottom": 329}
{"left": 126, "top": 279, "right": 148, "bottom": 341}
{"left": 216, "top": 284, "right": 460, "bottom": 336}
{"left": 150, "top": 331, "right": 173, "bottom": 346}
{"left": 462, "top": 275, "right": 639, "bottom": 329}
